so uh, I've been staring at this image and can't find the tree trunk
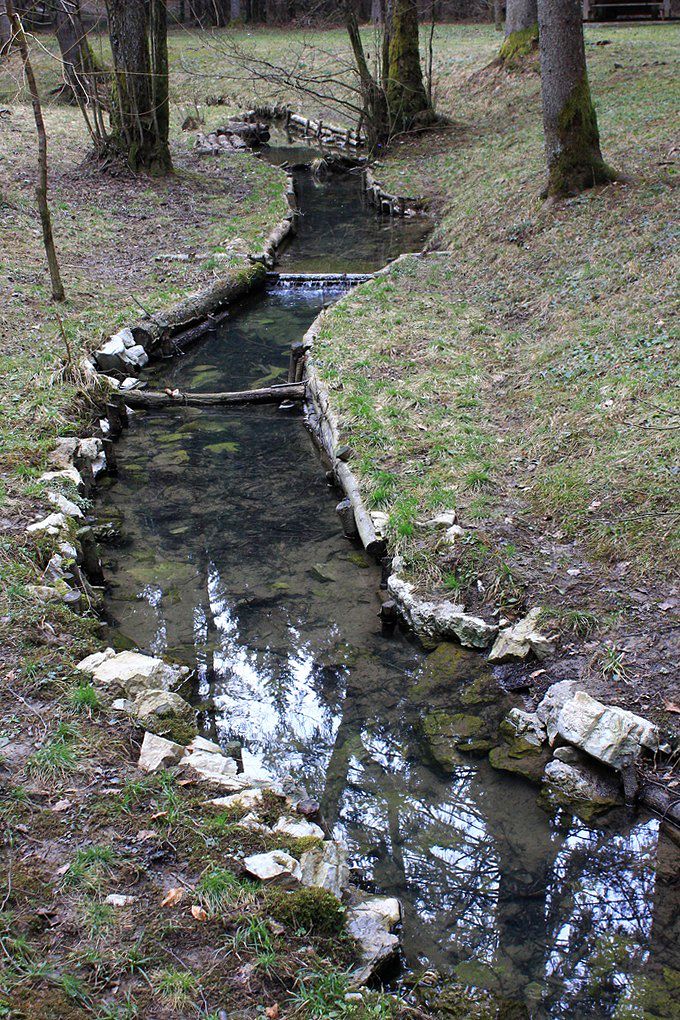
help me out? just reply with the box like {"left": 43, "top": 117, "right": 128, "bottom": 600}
{"left": 537, "top": 0, "right": 616, "bottom": 197}
{"left": 385, "top": 0, "right": 431, "bottom": 133}
{"left": 343, "top": 0, "right": 389, "bottom": 148}
{"left": 498, "top": 0, "right": 538, "bottom": 65}
{"left": 54, "top": 0, "right": 110, "bottom": 154}
{"left": 106, "top": 0, "right": 171, "bottom": 173}
{"left": 6, "top": 0, "right": 65, "bottom": 301}
{"left": 0, "top": 1, "right": 11, "bottom": 53}
{"left": 494, "top": 0, "right": 503, "bottom": 30}
{"left": 230, "top": 0, "right": 240, "bottom": 19}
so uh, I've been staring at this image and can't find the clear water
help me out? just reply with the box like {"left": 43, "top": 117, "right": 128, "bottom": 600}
{"left": 98, "top": 142, "right": 680, "bottom": 1018}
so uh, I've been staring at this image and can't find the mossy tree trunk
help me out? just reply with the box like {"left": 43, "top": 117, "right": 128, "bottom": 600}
{"left": 105, "top": 0, "right": 171, "bottom": 174}
{"left": 498, "top": 0, "right": 538, "bottom": 66}
{"left": 385, "top": 0, "right": 432, "bottom": 133}
{"left": 537, "top": 0, "right": 617, "bottom": 197}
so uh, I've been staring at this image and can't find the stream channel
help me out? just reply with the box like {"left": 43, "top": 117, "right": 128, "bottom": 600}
{"left": 97, "top": 132, "right": 679, "bottom": 1018}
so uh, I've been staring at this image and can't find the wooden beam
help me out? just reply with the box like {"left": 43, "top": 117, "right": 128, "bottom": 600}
{"left": 116, "top": 382, "right": 305, "bottom": 409}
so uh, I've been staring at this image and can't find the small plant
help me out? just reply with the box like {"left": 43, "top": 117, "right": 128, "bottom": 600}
{"left": 25, "top": 722, "right": 79, "bottom": 779}
{"left": 195, "top": 866, "right": 255, "bottom": 914}
{"left": 600, "top": 644, "right": 630, "bottom": 681}
{"left": 61, "top": 845, "right": 117, "bottom": 891}
{"left": 79, "top": 898, "right": 115, "bottom": 938}
{"left": 68, "top": 682, "right": 100, "bottom": 714}
{"left": 291, "top": 966, "right": 398, "bottom": 1018}
{"left": 153, "top": 967, "right": 198, "bottom": 1009}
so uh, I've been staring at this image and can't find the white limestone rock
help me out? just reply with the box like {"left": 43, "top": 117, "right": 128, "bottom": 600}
{"left": 207, "top": 788, "right": 264, "bottom": 811}
{"left": 77, "top": 437, "right": 107, "bottom": 478}
{"left": 40, "top": 467, "right": 84, "bottom": 490}
{"left": 556, "top": 691, "right": 658, "bottom": 770}
{"left": 488, "top": 607, "right": 555, "bottom": 663}
{"left": 26, "top": 512, "right": 70, "bottom": 537}
{"left": 273, "top": 815, "right": 324, "bottom": 840}
{"left": 47, "top": 437, "right": 78, "bottom": 470}
{"left": 84, "top": 650, "right": 188, "bottom": 700}
{"left": 299, "top": 841, "right": 349, "bottom": 898}
{"left": 387, "top": 575, "right": 498, "bottom": 648}
{"left": 536, "top": 680, "right": 578, "bottom": 744}
{"left": 133, "top": 689, "right": 197, "bottom": 745}
{"left": 105, "top": 894, "right": 138, "bottom": 907}
{"left": 47, "top": 491, "right": 83, "bottom": 519}
{"left": 138, "top": 731, "right": 186, "bottom": 772}
{"left": 502, "top": 708, "right": 546, "bottom": 749}
{"left": 182, "top": 747, "right": 245, "bottom": 788}
{"left": 347, "top": 895, "right": 402, "bottom": 986}
{"left": 243, "top": 850, "right": 302, "bottom": 888}
{"left": 76, "top": 648, "right": 116, "bottom": 674}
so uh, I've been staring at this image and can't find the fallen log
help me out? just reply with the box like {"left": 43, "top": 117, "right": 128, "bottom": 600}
{"left": 117, "top": 382, "right": 305, "bottom": 409}
{"left": 129, "top": 264, "right": 266, "bottom": 351}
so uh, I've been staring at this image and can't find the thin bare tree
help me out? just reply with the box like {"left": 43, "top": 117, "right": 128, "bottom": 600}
{"left": 6, "top": 0, "right": 65, "bottom": 300}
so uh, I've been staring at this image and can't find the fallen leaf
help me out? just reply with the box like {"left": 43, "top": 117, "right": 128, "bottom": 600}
{"left": 266, "top": 1006, "right": 280, "bottom": 1019}
{"left": 160, "top": 887, "right": 184, "bottom": 908}
{"left": 664, "top": 701, "right": 680, "bottom": 714}
{"left": 150, "top": 810, "right": 167, "bottom": 820}
{"left": 136, "top": 829, "right": 158, "bottom": 842}
{"left": 191, "top": 904, "right": 208, "bottom": 921}
{"left": 51, "top": 798, "right": 71, "bottom": 812}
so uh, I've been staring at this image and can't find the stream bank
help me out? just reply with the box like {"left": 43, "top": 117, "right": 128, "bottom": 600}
{"left": 77, "top": 130, "right": 679, "bottom": 1016}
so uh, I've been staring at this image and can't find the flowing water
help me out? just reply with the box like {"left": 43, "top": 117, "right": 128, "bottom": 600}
{"left": 98, "top": 134, "right": 679, "bottom": 1018}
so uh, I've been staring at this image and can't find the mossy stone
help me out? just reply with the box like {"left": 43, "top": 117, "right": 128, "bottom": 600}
{"left": 488, "top": 744, "right": 550, "bottom": 785}
{"left": 412, "top": 642, "right": 481, "bottom": 699}
{"left": 423, "top": 710, "right": 494, "bottom": 768}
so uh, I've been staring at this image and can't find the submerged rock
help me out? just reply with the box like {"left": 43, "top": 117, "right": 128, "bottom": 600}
{"left": 133, "top": 689, "right": 197, "bottom": 745}
{"left": 244, "top": 850, "right": 302, "bottom": 888}
{"left": 388, "top": 575, "right": 498, "bottom": 648}
{"left": 423, "top": 710, "right": 494, "bottom": 767}
{"left": 541, "top": 757, "right": 623, "bottom": 821}
{"left": 488, "top": 607, "right": 555, "bottom": 663}
{"left": 555, "top": 691, "right": 658, "bottom": 770}
{"left": 488, "top": 745, "right": 551, "bottom": 784}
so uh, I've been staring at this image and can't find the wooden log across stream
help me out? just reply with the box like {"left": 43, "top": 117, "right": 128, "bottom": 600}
{"left": 116, "top": 382, "right": 305, "bottom": 409}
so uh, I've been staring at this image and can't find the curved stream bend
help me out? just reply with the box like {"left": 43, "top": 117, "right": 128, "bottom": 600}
{"left": 98, "top": 134, "right": 679, "bottom": 1018}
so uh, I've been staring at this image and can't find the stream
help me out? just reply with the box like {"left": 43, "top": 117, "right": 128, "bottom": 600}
{"left": 97, "top": 132, "right": 679, "bottom": 1018}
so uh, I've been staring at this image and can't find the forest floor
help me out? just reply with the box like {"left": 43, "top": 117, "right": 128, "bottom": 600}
{"left": 0, "top": 18, "right": 678, "bottom": 1020}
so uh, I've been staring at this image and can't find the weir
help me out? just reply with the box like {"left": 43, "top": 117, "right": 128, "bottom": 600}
{"left": 97, "top": 134, "right": 679, "bottom": 1016}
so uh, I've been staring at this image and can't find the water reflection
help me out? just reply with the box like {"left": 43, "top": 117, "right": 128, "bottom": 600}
{"left": 100, "top": 148, "right": 679, "bottom": 1018}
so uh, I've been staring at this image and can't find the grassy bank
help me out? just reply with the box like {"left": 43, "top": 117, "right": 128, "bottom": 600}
{"left": 313, "top": 22, "right": 679, "bottom": 728}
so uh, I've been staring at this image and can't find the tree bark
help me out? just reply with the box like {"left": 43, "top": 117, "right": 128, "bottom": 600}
{"left": 230, "top": 0, "right": 241, "bottom": 18}
{"left": 0, "top": 0, "right": 11, "bottom": 53}
{"left": 498, "top": 0, "right": 538, "bottom": 65}
{"left": 6, "top": 0, "right": 65, "bottom": 301}
{"left": 385, "top": 0, "right": 431, "bottom": 132}
{"left": 494, "top": 0, "right": 503, "bottom": 30}
{"left": 105, "top": 0, "right": 171, "bottom": 173}
{"left": 537, "top": 0, "right": 616, "bottom": 197}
